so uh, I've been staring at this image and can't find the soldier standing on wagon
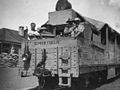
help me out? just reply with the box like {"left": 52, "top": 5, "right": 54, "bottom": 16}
{"left": 28, "top": 22, "right": 40, "bottom": 40}
{"left": 64, "top": 18, "right": 76, "bottom": 37}
{"left": 64, "top": 17, "right": 85, "bottom": 37}
{"left": 73, "top": 18, "right": 85, "bottom": 38}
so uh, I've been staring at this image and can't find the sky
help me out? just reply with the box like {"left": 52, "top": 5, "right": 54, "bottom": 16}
{"left": 0, "top": 0, "right": 120, "bottom": 32}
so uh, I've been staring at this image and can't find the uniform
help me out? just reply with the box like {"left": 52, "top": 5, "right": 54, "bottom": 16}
{"left": 64, "top": 18, "right": 85, "bottom": 37}
{"left": 28, "top": 30, "right": 40, "bottom": 40}
{"left": 74, "top": 23, "right": 85, "bottom": 37}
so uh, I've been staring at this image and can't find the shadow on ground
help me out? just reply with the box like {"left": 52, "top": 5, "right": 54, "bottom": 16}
{"left": 27, "top": 75, "right": 120, "bottom": 90}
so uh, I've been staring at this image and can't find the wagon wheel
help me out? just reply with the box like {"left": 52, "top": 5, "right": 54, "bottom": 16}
{"left": 38, "top": 77, "right": 53, "bottom": 90}
{"left": 70, "top": 78, "right": 81, "bottom": 90}
{"left": 38, "top": 77, "right": 45, "bottom": 90}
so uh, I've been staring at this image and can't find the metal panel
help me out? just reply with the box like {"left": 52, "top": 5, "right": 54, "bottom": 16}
{"left": 48, "top": 9, "right": 77, "bottom": 25}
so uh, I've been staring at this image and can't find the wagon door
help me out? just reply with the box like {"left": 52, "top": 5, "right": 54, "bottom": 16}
{"left": 58, "top": 46, "right": 79, "bottom": 87}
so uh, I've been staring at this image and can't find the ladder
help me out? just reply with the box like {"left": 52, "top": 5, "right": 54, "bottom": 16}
{"left": 58, "top": 47, "right": 71, "bottom": 87}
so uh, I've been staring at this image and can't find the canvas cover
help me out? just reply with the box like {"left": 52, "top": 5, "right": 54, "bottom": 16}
{"left": 48, "top": 9, "right": 78, "bottom": 25}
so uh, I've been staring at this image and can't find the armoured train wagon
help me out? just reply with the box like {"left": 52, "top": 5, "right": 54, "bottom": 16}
{"left": 18, "top": 9, "right": 120, "bottom": 90}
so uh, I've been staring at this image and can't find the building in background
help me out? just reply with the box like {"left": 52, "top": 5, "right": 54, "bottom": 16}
{"left": 0, "top": 28, "right": 24, "bottom": 54}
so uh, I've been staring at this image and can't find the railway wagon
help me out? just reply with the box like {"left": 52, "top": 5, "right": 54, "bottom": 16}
{"left": 18, "top": 9, "right": 120, "bottom": 90}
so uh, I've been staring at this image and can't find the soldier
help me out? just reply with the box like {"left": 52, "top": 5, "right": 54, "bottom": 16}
{"left": 64, "top": 18, "right": 76, "bottom": 37}
{"left": 73, "top": 18, "right": 85, "bottom": 38}
{"left": 28, "top": 23, "right": 40, "bottom": 40}
{"left": 64, "top": 18, "right": 85, "bottom": 38}
{"left": 55, "top": 0, "right": 72, "bottom": 11}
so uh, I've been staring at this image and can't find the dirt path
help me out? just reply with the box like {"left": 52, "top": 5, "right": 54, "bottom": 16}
{"left": 95, "top": 77, "right": 120, "bottom": 90}
{"left": 0, "top": 67, "right": 120, "bottom": 90}
{"left": 0, "top": 67, "right": 38, "bottom": 90}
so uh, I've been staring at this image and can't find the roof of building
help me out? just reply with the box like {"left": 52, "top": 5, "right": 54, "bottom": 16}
{"left": 84, "top": 17, "right": 106, "bottom": 30}
{"left": 0, "top": 28, "right": 24, "bottom": 44}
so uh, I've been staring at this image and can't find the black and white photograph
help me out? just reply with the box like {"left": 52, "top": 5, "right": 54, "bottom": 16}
{"left": 0, "top": 0, "right": 120, "bottom": 90}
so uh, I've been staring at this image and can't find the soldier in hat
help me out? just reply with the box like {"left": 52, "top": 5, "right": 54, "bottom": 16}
{"left": 64, "top": 17, "right": 85, "bottom": 37}
{"left": 64, "top": 18, "right": 76, "bottom": 37}
{"left": 73, "top": 18, "right": 85, "bottom": 38}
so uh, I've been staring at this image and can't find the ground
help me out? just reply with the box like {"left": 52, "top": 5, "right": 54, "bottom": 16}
{"left": 0, "top": 67, "right": 120, "bottom": 90}
{"left": 95, "top": 77, "right": 120, "bottom": 90}
{"left": 0, "top": 67, "right": 38, "bottom": 90}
